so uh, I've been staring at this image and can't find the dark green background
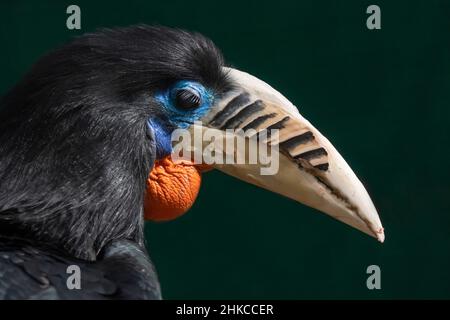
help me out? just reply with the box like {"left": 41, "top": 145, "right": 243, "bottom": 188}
{"left": 1, "top": 0, "right": 449, "bottom": 299}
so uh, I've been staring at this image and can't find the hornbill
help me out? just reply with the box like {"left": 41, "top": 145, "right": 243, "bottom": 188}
{"left": 0, "top": 25, "right": 384, "bottom": 299}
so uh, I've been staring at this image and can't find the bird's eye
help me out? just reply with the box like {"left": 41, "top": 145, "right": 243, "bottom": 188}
{"left": 174, "top": 88, "right": 202, "bottom": 110}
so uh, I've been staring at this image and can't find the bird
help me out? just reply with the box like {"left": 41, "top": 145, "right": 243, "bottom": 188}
{"left": 0, "top": 25, "right": 384, "bottom": 299}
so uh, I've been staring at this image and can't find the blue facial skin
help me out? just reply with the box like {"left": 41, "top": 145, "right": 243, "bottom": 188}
{"left": 147, "top": 80, "right": 215, "bottom": 158}
{"left": 147, "top": 118, "right": 173, "bottom": 159}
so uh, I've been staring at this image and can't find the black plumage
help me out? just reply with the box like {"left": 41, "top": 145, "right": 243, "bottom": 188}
{"left": 0, "top": 25, "right": 229, "bottom": 299}
{"left": 0, "top": 237, "right": 160, "bottom": 299}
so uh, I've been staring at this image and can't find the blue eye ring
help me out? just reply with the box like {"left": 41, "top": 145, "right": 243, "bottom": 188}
{"left": 157, "top": 80, "right": 214, "bottom": 113}
{"left": 154, "top": 80, "right": 214, "bottom": 129}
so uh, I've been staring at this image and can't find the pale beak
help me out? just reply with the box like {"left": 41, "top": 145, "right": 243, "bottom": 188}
{"left": 187, "top": 68, "right": 384, "bottom": 242}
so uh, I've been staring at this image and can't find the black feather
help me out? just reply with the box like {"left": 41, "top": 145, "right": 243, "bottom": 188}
{"left": 0, "top": 236, "right": 161, "bottom": 299}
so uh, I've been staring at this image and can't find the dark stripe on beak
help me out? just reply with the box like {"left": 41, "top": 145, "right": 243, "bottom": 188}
{"left": 279, "top": 131, "right": 314, "bottom": 150}
{"left": 294, "top": 147, "right": 328, "bottom": 161}
{"left": 219, "top": 100, "right": 264, "bottom": 130}
{"left": 210, "top": 93, "right": 250, "bottom": 127}
{"left": 241, "top": 113, "right": 277, "bottom": 131}
{"left": 256, "top": 116, "right": 291, "bottom": 140}
{"left": 266, "top": 116, "right": 290, "bottom": 131}
{"left": 314, "top": 163, "right": 330, "bottom": 171}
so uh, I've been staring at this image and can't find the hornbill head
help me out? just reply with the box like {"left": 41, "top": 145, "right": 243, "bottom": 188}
{"left": 0, "top": 25, "right": 383, "bottom": 260}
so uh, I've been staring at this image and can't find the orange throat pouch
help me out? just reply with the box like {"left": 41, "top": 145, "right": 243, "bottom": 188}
{"left": 144, "top": 156, "right": 211, "bottom": 221}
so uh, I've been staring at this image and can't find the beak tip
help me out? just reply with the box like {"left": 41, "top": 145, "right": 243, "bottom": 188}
{"left": 375, "top": 227, "right": 385, "bottom": 243}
